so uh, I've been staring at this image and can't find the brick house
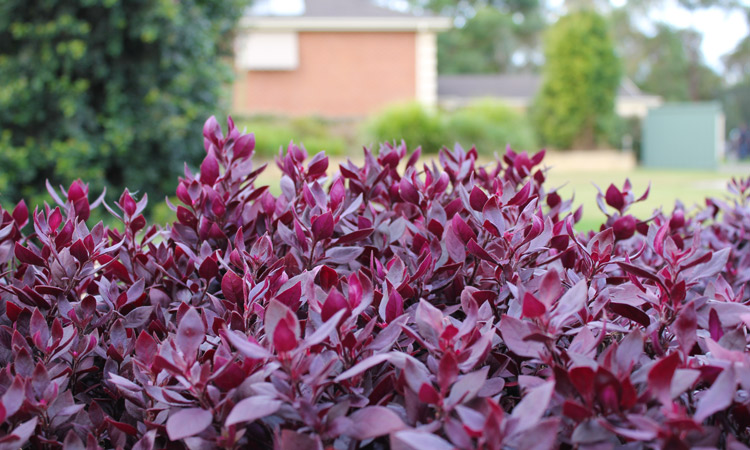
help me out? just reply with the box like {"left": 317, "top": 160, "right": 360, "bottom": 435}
{"left": 231, "top": 0, "right": 451, "bottom": 118}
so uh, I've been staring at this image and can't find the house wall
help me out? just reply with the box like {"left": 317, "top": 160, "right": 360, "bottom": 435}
{"left": 415, "top": 31, "right": 438, "bottom": 108}
{"left": 232, "top": 31, "right": 417, "bottom": 117}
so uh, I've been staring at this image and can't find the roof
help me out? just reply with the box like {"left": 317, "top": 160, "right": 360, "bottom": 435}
{"left": 438, "top": 74, "right": 658, "bottom": 100}
{"left": 242, "top": 0, "right": 452, "bottom": 31}
{"left": 250, "top": 0, "right": 417, "bottom": 18}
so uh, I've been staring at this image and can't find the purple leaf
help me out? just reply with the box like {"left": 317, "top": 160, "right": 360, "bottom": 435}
{"left": 605, "top": 184, "right": 624, "bottom": 211}
{"left": 499, "top": 315, "right": 547, "bottom": 358}
{"left": 222, "top": 330, "right": 271, "bottom": 359}
{"left": 399, "top": 177, "right": 420, "bottom": 204}
{"left": 673, "top": 301, "right": 697, "bottom": 355}
{"left": 511, "top": 381, "right": 555, "bottom": 432}
{"left": 392, "top": 430, "right": 455, "bottom": 450}
{"left": 608, "top": 302, "right": 650, "bottom": 328}
{"left": 14, "top": 243, "right": 45, "bottom": 266}
{"left": 469, "top": 186, "right": 489, "bottom": 211}
{"left": 200, "top": 154, "right": 220, "bottom": 185}
{"left": 446, "top": 366, "right": 489, "bottom": 407}
{"left": 176, "top": 308, "right": 205, "bottom": 359}
{"left": 694, "top": 365, "right": 736, "bottom": 422}
{"left": 166, "top": 408, "right": 212, "bottom": 441}
{"left": 648, "top": 352, "right": 681, "bottom": 404}
{"left": 347, "top": 406, "right": 405, "bottom": 440}
{"left": 312, "top": 212, "right": 334, "bottom": 241}
{"left": 550, "top": 280, "right": 587, "bottom": 329}
{"left": 225, "top": 396, "right": 281, "bottom": 427}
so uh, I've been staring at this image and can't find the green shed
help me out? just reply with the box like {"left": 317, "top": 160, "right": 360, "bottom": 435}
{"left": 642, "top": 102, "right": 725, "bottom": 169}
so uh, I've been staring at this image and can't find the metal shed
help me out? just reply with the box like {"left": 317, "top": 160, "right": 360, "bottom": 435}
{"left": 642, "top": 102, "right": 725, "bottom": 169}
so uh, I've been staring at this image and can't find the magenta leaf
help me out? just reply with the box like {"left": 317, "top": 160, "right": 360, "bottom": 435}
{"left": 511, "top": 381, "right": 555, "bottom": 433}
{"left": 347, "top": 406, "right": 405, "bottom": 440}
{"left": 176, "top": 307, "right": 205, "bottom": 359}
{"left": 392, "top": 431, "right": 454, "bottom": 450}
{"left": 166, "top": 408, "right": 212, "bottom": 441}
{"left": 605, "top": 184, "right": 625, "bottom": 211}
{"left": 522, "top": 292, "right": 546, "bottom": 318}
{"left": 14, "top": 243, "right": 45, "bottom": 266}
{"left": 221, "top": 270, "right": 245, "bottom": 307}
{"left": 648, "top": 352, "right": 681, "bottom": 404}
{"left": 200, "top": 154, "right": 220, "bottom": 185}
{"left": 225, "top": 396, "right": 281, "bottom": 427}
{"left": 673, "top": 301, "right": 697, "bottom": 355}
{"left": 694, "top": 365, "right": 736, "bottom": 422}
{"left": 311, "top": 212, "right": 334, "bottom": 241}
{"left": 499, "top": 315, "right": 547, "bottom": 358}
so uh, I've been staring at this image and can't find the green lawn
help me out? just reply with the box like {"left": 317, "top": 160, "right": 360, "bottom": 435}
{"left": 252, "top": 155, "right": 747, "bottom": 232}
{"left": 545, "top": 168, "right": 747, "bottom": 231}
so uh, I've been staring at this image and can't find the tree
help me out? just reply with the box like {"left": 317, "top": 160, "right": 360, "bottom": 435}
{"left": 636, "top": 24, "right": 722, "bottom": 101}
{"left": 438, "top": 7, "right": 517, "bottom": 74}
{"left": 0, "top": 0, "right": 247, "bottom": 206}
{"left": 408, "top": 0, "right": 545, "bottom": 74}
{"left": 532, "top": 9, "right": 621, "bottom": 149}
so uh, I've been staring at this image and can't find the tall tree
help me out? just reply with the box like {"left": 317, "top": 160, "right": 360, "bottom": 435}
{"left": 0, "top": 0, "right": 247, "bottom": 205}
{"left": 408, "top": 0, "right": 545, "bottom": 73}
{"left": 609, "top": 7, "right": 723, "bottom": 101}
{"left": 637, "top": 24, "right": 722, "bottom": 101}
{"left": 438, "top": 7, "right": 518, "bottom": 73}
{"left": 532, "top": 9, "right": 621, "bottom": 149}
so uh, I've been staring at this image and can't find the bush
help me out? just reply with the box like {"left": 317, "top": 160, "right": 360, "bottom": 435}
{"left": 446, "top": 100, "right": 538, "bottom": 153}
{"left": 0, "top": 0, "right": 246, "bottom": 206}
{"left": 364, "top": 102, "right": 447, "bottom": 153}
{"left": 235, "top": 116, "right": 347, "bottom": 158}
{"left": 366, "top": 101, "right": 537, "bottom": 155}
{"left": 532, "top": 9, "right": 621, "bottom": 149}
{"left": 1, "top": 116, "right": 749, "bottom": 448}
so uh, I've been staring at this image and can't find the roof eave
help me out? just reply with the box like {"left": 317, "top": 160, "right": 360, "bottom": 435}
{"left": 239, "top": 16, "right": 453, "bottom": 32}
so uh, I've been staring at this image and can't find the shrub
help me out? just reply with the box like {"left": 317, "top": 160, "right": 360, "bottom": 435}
{"left": 0, "top": 116, "right": 749, "bottom": 449}
{"left": 365, "top": 101, "right": 537, "bottom": 156}
{"left": 445, "top": 100, "right": 538, "bottom": 154}
{"left": 0, "top": 0, "right": 246, "bottom": 206}
{"left": 364, "top": 102, "right": 447, "bottom": 153}
{"left": 532, "top": 9, "right": 621, "bottom": 149}
{"left": 235, "top": 116, "right": 348, "bottom": 158}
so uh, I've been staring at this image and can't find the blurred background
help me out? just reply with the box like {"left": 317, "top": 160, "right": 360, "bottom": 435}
{"left": 2, "top": 0, "right": 750, "bottom": 228}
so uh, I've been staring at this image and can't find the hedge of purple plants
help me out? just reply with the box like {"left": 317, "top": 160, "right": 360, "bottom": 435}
{"left": 1, "top": 116, "right": 749, "bottom": 449}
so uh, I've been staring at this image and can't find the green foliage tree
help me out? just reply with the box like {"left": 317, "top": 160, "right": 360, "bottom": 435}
{"left": 637, "top": 25, "right": 722, "bottom": 101}
{"left": 0, "top": 0, "right": 247, "bottom": 205}
{"left": 438, "top": 7, "right": 516, "bottom": 74}
{"left": 532, "top": 9, "right": 621, "bottom": 149}
{"left": 408, "top": 1, "right": 545, "bottom": 74}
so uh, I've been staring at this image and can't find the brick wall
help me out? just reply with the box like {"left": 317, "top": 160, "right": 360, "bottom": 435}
{"left": 232, "top": 31, "right": 417, "bottom": 117}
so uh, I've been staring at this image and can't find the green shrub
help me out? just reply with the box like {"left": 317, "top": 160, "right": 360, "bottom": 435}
{"left": 531, "top": 9, "right": 621, "bottom": 149}
{"left": 365, "top": 101, "right": 537, "bottom": 155}
{"left": 364, "top": 102, "right": 447, "bottom": 153}
{"left": 446, "top": 100, "right": 537, "bottom": 154}
{"left": 236, "top": 116, "right": 347, "bottom": 158}
{"left": 0, "top": 0, "right": 248, "bottom": 205}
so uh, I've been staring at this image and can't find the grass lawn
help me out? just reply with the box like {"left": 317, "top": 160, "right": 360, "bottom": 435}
{"left": 545, "top": 168, "right": 748, "bottom": 231}
{"left": 251, "top": 152, "right": 747, "bottom": 232}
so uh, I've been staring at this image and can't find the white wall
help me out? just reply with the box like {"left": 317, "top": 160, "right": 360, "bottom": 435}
{"left": 415, "top": 31, "right": 438, "bottom": 108}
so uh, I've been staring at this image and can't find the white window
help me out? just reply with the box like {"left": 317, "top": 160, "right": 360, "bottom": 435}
{"left": 235, "top": 31, "right": 299, "bottom": 71}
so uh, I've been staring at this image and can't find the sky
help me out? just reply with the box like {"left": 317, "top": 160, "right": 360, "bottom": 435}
{"left": 648, "top": 3, "right": 748, "bottom": 71}
{"left": 599, "top": 0, "right": 748, "bottom": 72}
{"left": 252, "top": 0, "right": 750, "bottom": 72}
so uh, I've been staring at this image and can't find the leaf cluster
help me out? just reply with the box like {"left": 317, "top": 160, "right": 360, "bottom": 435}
{"left": 0, "top": 117, "right": 749, "bottom": 448}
